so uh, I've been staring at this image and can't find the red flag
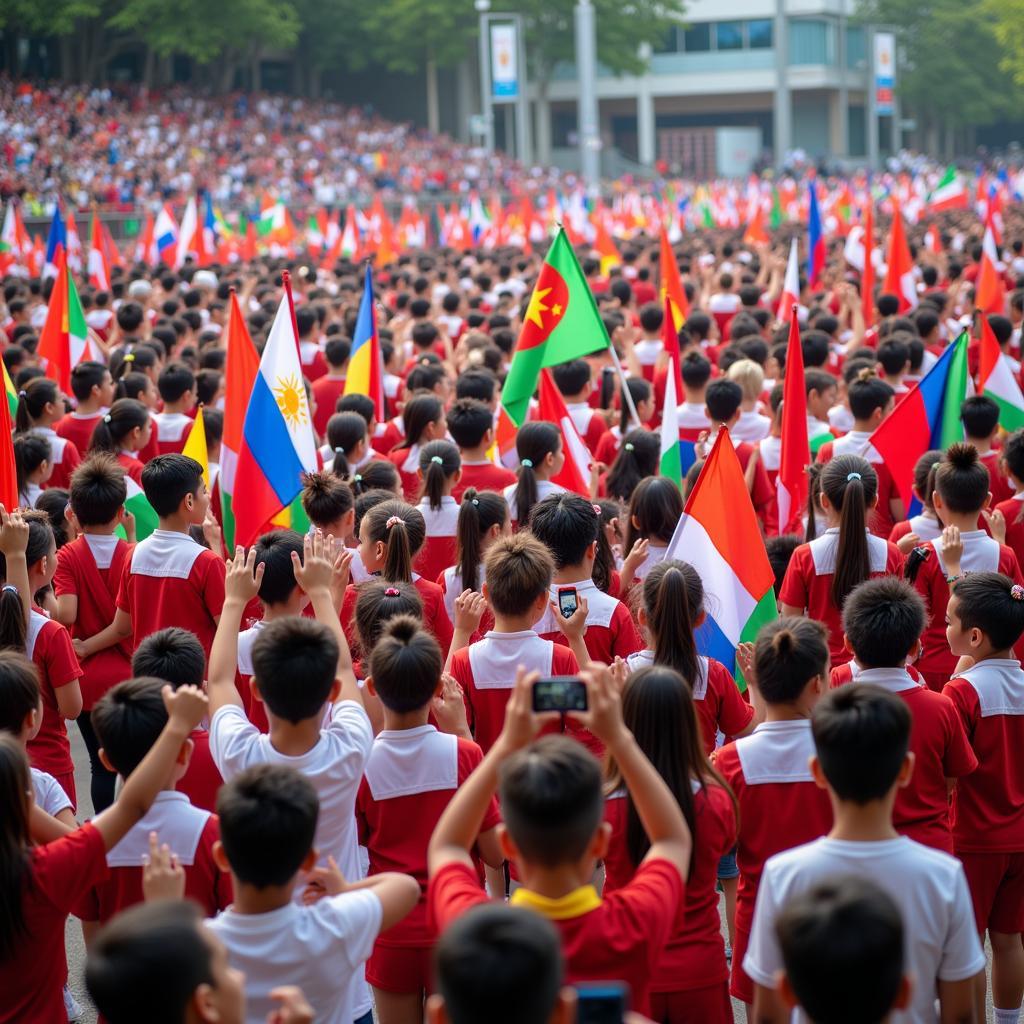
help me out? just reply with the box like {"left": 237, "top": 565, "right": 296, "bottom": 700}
{"left": 861, "top": 201, "right": 875, "bottom": 328}
{"left": 882, "top": 202, "right": 917, "bottom": 313}
{"left": 977, "top": 209, "right": 1006, "bottom": 316}
{"left": 659, "top": 228, "right": 689, "bottom": 328}
{"left": 777, "top": 314, "right": 810, "bottom": 535}
{"left": 743, "top": 202, "right": 769, "bottom": 246}
{"left": 241, "top": 216, "right": 257, "bottom": 263}
{"left": 537, "top": 369, "right": 591, "bottom": 496}
{"left": 661, "top": 294, "right": 684, "bottom": 404}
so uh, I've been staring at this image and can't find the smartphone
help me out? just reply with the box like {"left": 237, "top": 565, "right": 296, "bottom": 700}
{"left": 532, "top": 677, "right": 588, "bottom": 714}
{"left": 557, "top": 586, "right": 578, "bottom": 618}
{"left": 575, "top": 982, "right": 629, "bottom": 1024}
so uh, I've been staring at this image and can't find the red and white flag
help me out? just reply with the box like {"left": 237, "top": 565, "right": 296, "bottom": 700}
{"left": 537, "top": 369, "right": 591, "bottom": 497}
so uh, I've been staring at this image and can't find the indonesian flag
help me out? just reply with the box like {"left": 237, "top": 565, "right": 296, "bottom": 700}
{"left": 537, "top": 369, "right": 591, "bottom": 496}
{"left": 882, "top": 201, "right": 917, "bottom": 313}
{"left": 924, "top": 225, "right": 943, "bottom": 255}
{"left": 976, "top": 210, "right": 1006, "bottom": 316}
{"left": 777, "top": 315, "right": 810, "bottom": 535}
{"left": 87, "top": 210, "right": 110, "bottom": 290}
{"left": 777, "top": 238, "right": 800, "bottom": 324}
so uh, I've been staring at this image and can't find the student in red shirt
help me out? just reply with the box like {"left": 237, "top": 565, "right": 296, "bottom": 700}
{"left": 152, "top": 362, "right": 196, "bottom": 455}
{"left": 996, "top": 431, "right": 1024, "bottom": 570}
{"left": 911, "top": 444, "right": 1024, "bottom": 691}
{"left": 621, "top": 476, "right": 685, "bottom": 592}
{"left": 551, "top": 358, "right": 608, "bottom": 454}
{"left": 312, "top": 337, "right": 351, "bottom": 438}
{"left": 888, "top": 449, "right": 943, "bottom": 553}
{"left": 962, "top": 395, "right": 1013, "bottom": 508}
{"left": 13, "top": 432, "right": 52, "bottom": 508}
{"left": 839, "top": 577, "right": 977, "bottom": 852}
{"left": 414, "top": 440, "right": 461, "bottom": 585}
{"left": 943, "top": 572, "right": 1024, "bottom": 1023}
{"left": 356, "top": 616, "right": 503, "bottom": 1024}
{"left": 780, "top": 454, "right": 903, "bottom": 666}
{"left": 75, "top": 677, "right": 232, "bottom": 938}
{"left": 52, "top": 455, "right": 134, "bottom": 812}
{"left": 115, "top": 365, "right": 162, "bottom": 464}
{"left": 0, "top": 682, "right": 208, "bottom": 1024}
{"left": 604, "top": 665, "right": 738, "bottom": 1023}
{"left": 713, "top": 618, "right": 834, "bottom": 1008}
{"left": 386, "top": 394, "right": 447, "bottom": 501}
{"left": 504, "top": 422, "right": 566, "bottom": 529}
{"left": 131, "top": 627, "right": 225, "bottom": 814}
{"left": 529, "top": 492, "right": 644, "bottom": 664}
{"left": 15, "top": 377, "right": 82, "bottom": 491}
{"left": 87, "top": 397, "right": 153, "bottom": 484}
{"left": 446, "top": 398, "right": 516, "bottom": 502}
{"left": 427, "top": 665, "right": 692, "bottom": 1020}
{"left": 55, "top": 360, "right": 116, "bottom": 454}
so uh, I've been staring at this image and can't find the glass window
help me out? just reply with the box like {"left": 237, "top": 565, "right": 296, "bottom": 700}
{"left": 789, "top": 19, "right": 833, "bottom": 65}
{"left": 715, "top": 21, "right": 744, "bottom": 50}
{"left": 747, "top": 19, "right": 773, "bottom": 49}
{"left": 652, "top": 27, "right": 680, "bottom": 53}
{"left": 683, "top": 23, "right": 711, "bottom": 52}
{"left": 846, "top": 25, "right": 866, "bottom": 67}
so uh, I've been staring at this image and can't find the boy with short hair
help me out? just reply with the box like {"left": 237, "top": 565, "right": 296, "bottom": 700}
{"left": 839, "top": 577, "right": 976, "bottom": 852}
{"left": 56, "top": 361, "right": 116, "bottom": 453}
{"left": 73, "top": 676, "right": 232, "bottom": 936}
{"left": 446, "top": 398, "right": 515, "bottom": 502}
{"left": 961, "top": 394, "right": 1012, "bottom": 506}
{"left": 427, "top": 666, "right": 692, "bottom": 1019}
{"left": 208, "top": 763, "right": 419, "bottom": 1024}
{"left": 745, "top": 685, "right": 985, "bottom": 1024}
{"left": 153, "top": 362, "right": 196, "bottom": 455}
{"left": 804, "top": 370, "right": 839, "bottom": 453}
{"left": 551, "top": 359, "right": 606, "bottom": 453}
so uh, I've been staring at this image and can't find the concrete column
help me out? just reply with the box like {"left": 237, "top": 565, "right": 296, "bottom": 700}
{"left": 535, "top": 96, "right": 552, "bottom": 165}
{"left": 836, "top": 11, "right": 849, "bottom": 158}
{"left": 773, "top": 0, "right": 791, "bottom": 165}
{"left": 637, "top": 89, "right": 656, "bottom": 167}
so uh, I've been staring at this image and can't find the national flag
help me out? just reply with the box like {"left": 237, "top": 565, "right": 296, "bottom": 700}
{"left": 233, "top": 273, "right": 319, "bottom": 546}
{"left": 743, "top": 201, "right": 769, "bottom": 246}
{"left": 87, "top": 211, "right": 109, "bottom": 291}
{"left": 0, "top": 202, "right": 29, "bottom": 275}
{"left": 869, "top": 332, "right": 969, "bottom": 503}
{"left": 976, "top": 210, "right": 1006, "bottom": 316}
{"left": 64, "top": 209, "right": 82, "bottom": 274}
{"left": 101, "top": 219, "right": 123, "bottom": 271}
{"left": 2, "top": 361, "right": 17, "bottom": 423}
{"left": 592, "top": 217, "right": 621, "bottom": 277}
{"left": 928, "top": 165, "right": 968, "bottom": 212}
{"left": 176, "top": 196, "right": 199, "bottom": 269}
{"left": 665, "top": 430, "right": 777, "bottom": 688}
{"left": 43, "top": 205, "right": 66, "bottom": 278}
{"left": 861, "top": 200, "right": 875, "bottom": 327}
{"left": 979, "top": 315, "right": 1024, "bottom": 431}
{"left": 154, "top": 204, "right": 178, "bottom": 265}
{"left": 769, "top": 186, "right": 784, "bottom": 230}
{"left": 200, "top": 194, "right": 217, "bottom": 265}
{"left": 777, "top": 314, "right": 810, "bottom": 535}
{"left": 182, "top": 405, "right": 211, "bottom": 490}
{"left": 257, "top": 192, "right": 281, "bottom": 237}
{"left": 659, "top": 297, "right": 683, "bottom": 489}
{"left": 0, "top": 355, "right": 16, "bottom": 512}
{"left": 924, "top": 225, "right": 943, "bottom": 255}
{"left": 882, "top": 200, "right": 917, "bottom": 313}
{"left": 343, "top": 265, "right": 386, "bottom": 420}
{"left": 777, "top": 238, "right": 800, "bottom": 324}
{"left": 38, "top": 252, "right": 94, "bottom": 393}
{"left": 537, "top": 370, "right": 591, "bottom": 496}
{"left": 659, "top": 228, "right": 689, "bottom": 329}
{"left": 135, "top": 211, "right": 156, "bottom": 265}
{"left": 219, "top": 291, "right": 260, "bottom": 550}
{"left": 340, "top": 205, "right": 360, "bottom": 260}
{"left": 120, "top": 476, "right": 159, "bottom": 541}
{"left": 807, "top": 184, "right": 825, "bottom": 289}
{"left": 501, "top": 228, "right": 611, "bottom": 427}
{"left": 305, "top": 210, "right": 326, "bottom": 256}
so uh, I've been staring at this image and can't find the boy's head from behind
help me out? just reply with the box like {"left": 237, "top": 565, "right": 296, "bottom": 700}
{"left": 215, "top": 764, "right": 319, "bottom": 889}
{"left": 842, "top": 577, "right": 925, "bottom": 669}
{"left": 132, "top": 627, "right": 206, "bottom": 687}
{"left": 528, "top": 492, "right": 599, "bottom": 570}
{"left": 141, "top": 453, "right": 207, "bottom": 521}
{"left": 69, "top": 455, "right": 127, "bottom": 528}
{"left": 447, "top": 397, "right": 494, "bottom": 450}
{"left": 754, "top": 617, "right": 829, "bottom": 706}
{"left": 483, "top": 533, "right": 554, "bottom": 619}
{"left": 368, "top": 615, "right": 442, "bottom": 713}
{"left": 776, "top": 876, "right": 907, "bottom": 1024}
{"left": 812, "top": 684, "right": 912, "bottom": 806}
{"left": 250, "top": 616, "right": 339, "bottom": 724}
{"left": 427, "top": 904, "right": 570, "bottom": 1024}
{"left": 498, "top": 735, "right": 606, "bottom": 869}
{"left": 92, "top": 677, "right": 185, "bottom": 780}
{"left": 252, "top": 529, "right": 305, "bottom": 607}
{"left": 960, "top": 394, "right": 1000, "bottom": 441}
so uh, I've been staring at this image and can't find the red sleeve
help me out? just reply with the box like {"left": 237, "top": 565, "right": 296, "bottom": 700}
{"left": 885, "top": 543, "right": 905, "bottom": 576}
{"left": 779, "top": 545, "right": 811, "bottom": 609}
{"left": 449, "top": 650, "right": 475, "bottom": 732}
{"left": 115, "top": 558, "right": 132, "bottom": 613}
{"left": 939, "top": 695, "right": 979, "bottom": 779}
{"left": 458, "top": 740, "right": 502, "bottom": 832}
{"left": 942, "top": 678, "right": 981, "bottom": 742}
{"left": 428, "top": 589, "right": 454, "bottom": 656}
{"left": 911, "top": 550, "right": 939, "bottom": 603}
{"left": 354, "top": 777, "right": 372, "bottom": 847}
{"left": 552, "top": 645, "right": 580, "bottom": 674}
{"left": 33, "top": 823, "right": 109, "bottom": 912}
{"left": 713, "top": 661, "right": 755, "bottom": 738}
{"left": 52, "top": 545, "right": 79, "bottom": 598}
{"left": 198, "top": 551, "right": 226, "bottom": 619}
{"left": 428, "top": 861, "right": 489, "bottom": 935}
{"left": 816, "top": 442, "right": 834, "bottom": 464}
{"left": 40, "top": 621, "right": 82, "bottom": 689}
{"left": 610, "top": 602, "right": 644, "bottom": 659}
{"left": 751, "top": 458, "right": 773, "bottom": 511}
{"left": 1000, "top": 548, "right": 1024, "bottom": 585}
{"left": 64, "top": 442, "right": 82, "bottom": 474}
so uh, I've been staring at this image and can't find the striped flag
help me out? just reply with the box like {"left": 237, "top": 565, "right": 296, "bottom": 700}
{"left": 659, "top": 295, "right": 683, "bottom": 488}
{"left": 979, "top": 315, "right": 1024, "bottom": 431}
{"left": 659, "top": 227, "right": 689, "bottom": 329}
{"left": 121, "top": 477, "right": 159, "bottom": 541}
{"left": 777, "top": 314, "right": 810, "bottom": 535}
{"left": 537, "top": 370, "right": 591, "bottom": 496}
{"left": 777, "top": 239, "right": 800, "bottom": 324}
{"left": 666, "top": 430, "right": 777, "bottom": 689}
{"left": 38, "top": 252, "right": 95, "bottom": 393}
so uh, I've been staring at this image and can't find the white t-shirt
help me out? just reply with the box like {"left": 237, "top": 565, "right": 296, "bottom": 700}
{"left": 31, "top": 767, "right": 72, "bottom": 817}
{"left": 209, "top": 699, "right": 375, "bottom": 1018}
{"left": 744, "top": 836, "right": 985, "bottom": 1024}
{"left": 208, "top": 891, "right": 381, "bottom": 1024}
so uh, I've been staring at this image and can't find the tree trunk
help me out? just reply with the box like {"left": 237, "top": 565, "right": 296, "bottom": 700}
{"left": 219, "top": 54, "right": 238, "bottom": 93}
{"left": 425, "top": 52, "right": 440, "bottom": 134}
{"left": 142, "top": 46, "right": 155, "bottom": 89}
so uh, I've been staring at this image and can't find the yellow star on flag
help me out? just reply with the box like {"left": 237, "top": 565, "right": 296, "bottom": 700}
{"left": 525, "top": 286, "right": 553, "bottom": 330}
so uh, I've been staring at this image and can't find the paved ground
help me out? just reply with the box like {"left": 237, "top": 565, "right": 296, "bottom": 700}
{"left": 62, "top": 724, "right": 994, "bottom": 1024}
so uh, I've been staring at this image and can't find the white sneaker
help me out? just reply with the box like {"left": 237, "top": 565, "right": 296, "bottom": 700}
{"left": 63, "top": 986, "right": 84, "bottom": 1022}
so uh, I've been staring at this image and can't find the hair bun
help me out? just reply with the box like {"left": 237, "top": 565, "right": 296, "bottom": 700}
{"left": 945, "top": 442, "right": 978, "bottom": 469}
{"left": 772, "top": 628, "right": 794, "bottom": 656}
{"left": 384, "top": 614, "right": 420, "bottom": 644}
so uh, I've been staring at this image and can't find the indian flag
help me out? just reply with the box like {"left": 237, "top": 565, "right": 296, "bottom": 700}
{"left": 666, "top": 430, "right": 776, "bottom": 689}
{"left": 659, "top": 361, "right": 682, "bottom": 488}
{"left": 979, "top": 315, "right": 1024, "bottom": 431}
{"left": 928, "top": 165, "right": 968, "bottom": 212}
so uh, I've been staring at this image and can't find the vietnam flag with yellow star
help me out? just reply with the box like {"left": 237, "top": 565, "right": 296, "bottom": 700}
{"left": 501, "top": 228, "right": 611, "bottom": 426}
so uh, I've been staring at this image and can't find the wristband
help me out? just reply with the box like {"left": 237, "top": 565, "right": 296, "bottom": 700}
{"left": 945, "top": 573, "right": 962, "bottom": 584}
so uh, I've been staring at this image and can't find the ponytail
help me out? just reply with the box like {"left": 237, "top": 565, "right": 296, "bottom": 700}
{"left": 326, "top": 412, "right": 369, "bottom": 480}
{"left": 513, "top": 421, "right": 560, "bottom": 526}
{"left": 89, "top": 398, "right": 149, "bottom": 454}
{"left": 418, "top": 440, "right": 461, "bottom": 512}
{"left": 455, "top": 488, "right": 507, "bottom": 592}
{"left": 383, "top": 519, "right": 413, "bottom": 581}
{"left": 822, "top": 455, "right": 878, "bottom": 608}
{"left": 642, "top": 559, "right": 702, "bottom": 687}
{"left": 14, "top": 378, "right": 59, "bottom": 433}
{"left": 400, "top": 394, "right": 443, "bottom": 449}
{"left": 804, "top": 462, "right": 823, "bottom": 543}
{"left": 0, "top": 586, "right": 25, "bottom": 652}
{"left": 592, "top": 517, "right": 615, "bottom": 593}
{"left": 598, "top": 366, "right": 616, "bottom": 410}
{"left": 13, "top": 434, "right": 49, "bottom": 504}
{"left": 606, "top": 429, "right": 659, "bottom": 504}
{"left": 364, "top": 499, "right": 426, "bottom": 584}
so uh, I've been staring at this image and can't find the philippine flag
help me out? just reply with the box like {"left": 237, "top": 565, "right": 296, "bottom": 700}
{"left": 233, "top": 275, "right": 319, "bottom": 546}
{"left": 807, "top": 183, "right": 825, "bottom": 289}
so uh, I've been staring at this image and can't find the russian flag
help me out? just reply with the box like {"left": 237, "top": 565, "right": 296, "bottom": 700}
{"left": 154, "top": 204, "right": 178, "bottom": 265}
{"left": 343, "top": 264, "right": 386, "bottom": 420}
{"left": 807, "top": 183, "right": 825, "bottom": 289}
{"left": 666, "top": 431, "right": 777, "bottom": 688}
{"left": 869, "top": 332, "right": 969, "bottom": 510}
{"left": 233, "top": 273, "right": 319, "bottom": 546}
{"left": 43, "top": 205, "right": 66, "bottom": 278}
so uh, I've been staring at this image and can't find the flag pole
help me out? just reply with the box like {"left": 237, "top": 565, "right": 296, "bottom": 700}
{"left": 606, "top": 342, "right": 643, "bottom": 430}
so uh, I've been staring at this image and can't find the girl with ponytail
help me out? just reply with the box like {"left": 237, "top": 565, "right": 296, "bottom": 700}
{"left": 593, "top": 377, "right": 654, "bottom": 466}
{"left": 622, "top": 476, "right": 685, "bottom": 586}
{"left": 386, "top": 393, "right": 447, "bottom": 500}
{"left": 113, "top": 365, "right": 160, "bottom": 462}
{"left": 413, "top": 440, "right": 462, "bottom": 584}
{"left": 320, "top": 412, "right": 370, "bottom": 479}
{"left": 14, "top": 377, "right": 81, "bottom": 491}
{"left": 604, "top": 428, "right": 659, "bottom": 504}
{"left": 780, "top": 453, "right": 902, "bottom": 666}
{"left": 14, "top": 434, "right": 52, "bottom": 509}
{"left": 504, "top": 420, "right": 565, "bottom": 528}
{"left": 604, "top": 665, "right": 739, "bottom": 1023}
{"left": 630, "top": 559, "right": 755, "bottom": 756}
{"left": 88, "top": 398, "right": 153, "bottom": 485}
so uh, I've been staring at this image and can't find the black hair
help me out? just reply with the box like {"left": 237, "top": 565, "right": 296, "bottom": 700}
{"left": 216, "top": 764, "right": 319, "bottom": 887}
{"left": 0, "top": 512, "right": 53, "bottom": 652}
{"left": 115, "top": 371, "right": 152, "bottom": 404}
{"left": 766, "top": 534, "right": 801, "bottom": 598}
{"left": 419, "top": 440, "right": 460, "bottom": 511}
{"left": 605, "top": 429, "right": 659, "bottom": 504}
{"left": 801, "top": 332, "right": 831, "bottom": 368}
{"left": 336, "top": 392, "right": 375, "bottom": 426}
{"left": 89, "top": 398, "right": 150, "bottom": 454}
{"left": 447, "top": 398, "right": 494, "bottom": 450}
{"left": 777, "top": 877, "right": 904, "bottom": 1024}
{"left": 140, "top": 454, "right": 204, "bottom": 518}
{"left": 498, "top": 735, "right": 603, "bottom": 867}
{"left": 13, "top": 433, "right": 49, "bottom": 501}
{"left": 368, "top": 615, "right": 442, "bottom": 712}
{"left": 934, "top": 443, "right": 989, "bottom": 515}
{"left": 0, "top": 735, "right": 30, "bottom": 957}
{"left": 455, "top": 369, "right": 497, "bottom": 405}
{"left": 876, "top": 336, "right": 910, "bottom": 376}
{"left": 842, "top": 577, "right": 925, "bottom": 668}
{"left": 952, "top": 571, "right": 1024, "bottom": 650}
{"left": 639, "top": 560, "right": 703, "bottom": 691}
{"left": 157, "top": 362, "right": 195, "bottom": 404}
{"left": 619, "top": 377, "right": 652, "bottom": 432}
{"left": 354, "top": 580, "right": 423, "bottom": 659}
{"left": 301, "top": 471, "right": 354, "bottom": 529}
{"left": 513, "top": 421, "right": 561, "bottom": 525}
{"left": 912, "top": 449, "right": 943, "bottom": 508}
{"left": 484, "top": 533, "right": 554, "bottom": 617}
{"left": 252, "top": 530, "right": 305, "bottom": 606}
{"left": 325, "top": 411, "right": 368, "bottom": 477}
{"left": 812, "top": 684, "right": 911, "bottom": 803}
{"left": 847, "top": 377, "right": 894, "bottom": 422}
{"left": 755, "top": 617, "right": 829, "bottom": 704}
{"left": 363, "top": 499, "right": 426, "bottom": 582}
{"left": 529, "top": 491, "right": 602, "bottom": 574}
{"left": 623, "top": 476, "right": 684, "bottom": 552}
{"left": 37, "top": 492, "right": 69, "bottom": 553}
{"left": 0, "top": 652, "right": 40, "bottom": 735}
{"left": 551, "top": 358, "right": 592, "bottom": 398}
{"left": 195, "top": 369, "right": 221, "bottom": 408}
{"left": 92, "top": 677, "right": 169, "bottom": 777}
{"left": 399, "top": 393, "right": 444, "bottom": 449}
{"left": 14, "top": 376, "right": 60, "bottom": 433}
{"left": 705, "top": 379, "right": 742, "bottom": 423}
{"left": 820, "top": 455, "right": 878, "bottom": 608}
{"left": 69, "top": 454, "right": 128, "bottom": 526}
{"left": 325, "top": 337, "right": 351, "bottom": 368}
{"left": 350, "top": 459, "right": 401, "bottom": 497}
{"left": 250, "top": 617, "right": 340, "bottom": 724}
{"left": 455, "top": 488, "right": 507, "bottom": 593}
{"left": 960, "top": 395, "right": 1001, "bottom": 440}
{"left": 131, "top": 627, "right": 206, "bottom": 687}
{"left": 69, "top": 361, "right": 110, "bottom": 402}
{"left": 681, "top": 351, "right": 712, "bottom": 389}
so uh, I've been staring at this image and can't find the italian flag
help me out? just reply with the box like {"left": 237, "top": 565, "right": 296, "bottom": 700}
{"left": 979, "top": 315, "right": 1024, "bottom": 431}
{"left": 928, "top": 166, "right": 968, "bottom": 212}
{"left": 121, "top": 477, "right": 159, "bottom": 541}
{"left": 38, "top": 252, "right": 94, "bottom": 393}
{"left": 501, "top": 228, "right": 611, "bottom": 427}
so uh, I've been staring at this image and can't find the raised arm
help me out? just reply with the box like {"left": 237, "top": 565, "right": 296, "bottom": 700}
{"left": 208, "top": 546, "right": 264, "bottom": 716}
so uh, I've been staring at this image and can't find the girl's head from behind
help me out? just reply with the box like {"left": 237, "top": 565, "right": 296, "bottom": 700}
{"left": 359, "top": 499, "right": 426, "bottom": 582}
{"left": 754, "top": 617, "right": 829, "bottom": 706}
{"left": 913, "top": 449, "right": 943, "bottom": 510}
{"left": 301, "top": 471, "right": 354, "bottom": 538}
{"left": 0, "top": 733, "right": 31, "bottom": 957}
{"left": 933, "top": 443, "right": 990, "bottom": 517}
{"left": 624, "top": 476, "right": 684, "bottom": 552}
{"left": 513, "top": 421, "right": 564, "bottom": 525}
{"left": 368, "top": 616, "right": 443, "bottom": 713}
{"left": 89, "top": 398, "right": 152, "bottom": 454}
{"left": 351, "top": 459, "right": 402, "bottom": 497}
{"left": 455, "top": 488, "right": 509, "bottom": 591}
{"left": 639, "top": 559, "right": 704, "bottom": 685}
{"left": 13, "top": 433, "right": 51, "bottom": 498}
{"left": 402, "top": 393, "right": 446, "bottom": 448}
{"left": 14, "top": 376, "right": 61, "bottom": 432}
{"left": 0, "top": 652, "right": 41, "bottom": 741}
{"left": 606, "top": 429, "right": 659, "bottom": 504}
{"left": 528, "top": 492, "right": 600, "bottom": 572}
{"left": 0, "top": 512, "right": 56, "bottom": 653}
{"left": 326, "top": 412, "right": 369, "bottom": 478}
{"left": 418, "top": 439, "right": 461, "bottom": 511}
{"left": 947, "top": 572, "right": 1024, "bottom": 658}
{"left": 820, "top": 454, "right": 878, "bottom": 608}
{"left": 354, "top": 580, "right": 423, "bottom": 660}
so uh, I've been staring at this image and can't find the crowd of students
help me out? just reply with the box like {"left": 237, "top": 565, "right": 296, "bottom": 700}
{"left": 2, "top": 194, "right": 1024, "bottom": 1024}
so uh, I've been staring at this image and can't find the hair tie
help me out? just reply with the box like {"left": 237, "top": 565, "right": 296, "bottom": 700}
{"left": 521, "top": 458, "right": 533, "bottom": 468}
{"left": 430, "top": 455, "right": 443, "bottom": 465}
{"left": 123, "top": 352, "right": 135, "bottom": 363}
{"left": 592, "top": 503, "right": 601, "bottom": 516}
{"left": 1, "top": 584, "right": 17, "bottom": 595}
{"left": 471, "top": 498, "right": 479, "bottom": 506}
{"left": 17, "top": 390, "right": 26, "bottom": 398}
{"left": 334, "top": 446, "right": 344, "bottom": 453}
{"left": 353, "top": 474, "right": 362, "bottom": 483}
{"left": 104, "top": 414, "right": 112, "bottom": 424}
{"left": 384, "top": 587, "right": 400, "bottom": 596}
{"left": 385, "top": 515, "right": 403, "bottom": 529}
{"left": 846, "top": 471, "right": 861, "bottom": 482}
{"left": 1012, "top": 584, "right": 1024, "bottom": 601}
{"left": 624, "top": 442, "right": 634, "bottom": 452}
